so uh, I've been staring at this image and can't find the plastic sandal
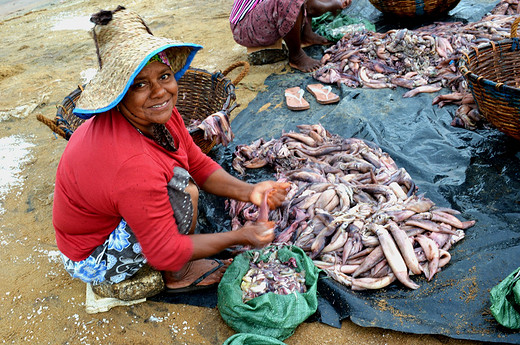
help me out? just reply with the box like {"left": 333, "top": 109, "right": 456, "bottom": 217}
{"left": 306, "top": 84, "right": 340, "bottom": 104}
{"left": 163, "top": 258, "right": 224, "bottom": 294}
{"left": 285, "top": 87, "right": 310, "bottom": 111}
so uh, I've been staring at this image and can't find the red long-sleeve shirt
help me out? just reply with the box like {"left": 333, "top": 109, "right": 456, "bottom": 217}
{"left": 53, "top": 107, "right": 221, "bottom": 271}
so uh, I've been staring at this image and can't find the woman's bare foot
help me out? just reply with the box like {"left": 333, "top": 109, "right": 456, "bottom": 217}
{"left": 302, "top": 18, "right": 329, "bottom": 46}
{"left": 289, "top": 48, "right": 322, "bottom": 73}
{"left": 302, "top": 16, "right": 330, "bottom": 47}
{"left": 307, "top": 0, "right": 352, "bottom": 17}
{"left": 301, "top": 31, "right": 330, "bottom": 47}
{"left": 163, "top": 258, "right": 231, "bottom": 290}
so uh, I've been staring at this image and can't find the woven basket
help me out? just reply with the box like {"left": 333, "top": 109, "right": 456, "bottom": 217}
{"left": 37, "top": 61, "right": 250, "bottom": 153}
{"left": 368, "top": 0, "right": 461, "bottom": 19}
{"left": 458, "top": 17, "right": 520, "bottom": 140}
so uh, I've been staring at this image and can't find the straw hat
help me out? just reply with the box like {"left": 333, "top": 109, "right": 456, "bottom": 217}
{"left": 74, "top": 6, "right": 202, "bottom": 119}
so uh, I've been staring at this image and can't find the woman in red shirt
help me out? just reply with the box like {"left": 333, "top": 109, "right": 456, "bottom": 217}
{"left": 53, "top": 6, "right": 289, "bottom": 298}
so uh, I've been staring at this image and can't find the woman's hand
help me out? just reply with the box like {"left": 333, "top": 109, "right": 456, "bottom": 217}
{"left": 239, "top": 221, "right": 276, "bottom": 248}
{"left": 188, "top": 220, "right": 275, "bottom": 259}
{"left": 341, "top": 0, "right": 352, "bottom": 9}
{"left": 249, "top": 181, "right": 291, "bottom": 209}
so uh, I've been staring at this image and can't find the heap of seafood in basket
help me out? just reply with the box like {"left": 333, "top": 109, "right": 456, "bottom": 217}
{"left": 186, "top": 110, "right": 235, "bottom": 147}
{"left": 227, "top": 124, "right": 475, "bottom": 290}
{"left": 241, "top": 247, "right": 307, "bottom": 303}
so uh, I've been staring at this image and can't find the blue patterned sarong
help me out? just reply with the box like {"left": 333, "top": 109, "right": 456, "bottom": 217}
{"left": 61, "top": 219, "right": 146, "bottom": 285}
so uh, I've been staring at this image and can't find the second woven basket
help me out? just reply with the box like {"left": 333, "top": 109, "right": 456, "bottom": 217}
{"left": 368, "top": 0, "right": 461, "bottom": 19}
{"left": 458, "top": 17, "right": 520, "bottom": 140}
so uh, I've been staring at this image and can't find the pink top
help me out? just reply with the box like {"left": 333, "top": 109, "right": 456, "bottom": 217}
{"left": 230, "top": 0, "right": 264, "bottom": 24}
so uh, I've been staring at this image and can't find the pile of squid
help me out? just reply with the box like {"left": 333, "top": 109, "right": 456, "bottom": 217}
{"left": 186, "top": 110, "right": 234, "bottom": 147}
{"left": 227, "top": 124, "right": 475, "bottom": 290}
{"left": 313, "top": 0, "right": 519, "bottom": 131}
{"left": 491, "top": 0, "right": 520, "bottom": 15}
{"left": 241, "top": 246, "right": 307, "bottom": 302}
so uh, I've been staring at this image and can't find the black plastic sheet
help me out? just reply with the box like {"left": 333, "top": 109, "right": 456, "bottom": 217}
{"left": 154, "top": 0, "right": 520, "bottom": 342}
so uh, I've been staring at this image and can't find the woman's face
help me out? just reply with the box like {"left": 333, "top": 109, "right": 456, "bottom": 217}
{"left": 119, "top": 61, "right": 178, "bottom": 135}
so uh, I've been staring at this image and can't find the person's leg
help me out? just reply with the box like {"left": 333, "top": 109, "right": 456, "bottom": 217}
{"left": 184, "top": 180, "right": 199, "bottom": 234}
{"left": 284, "top": 5, "right": 322, "bottom": 73}
{"left": 166, "top": 167, "right": 199, "bottom": 234}
{"left": 163, "top": 178, "right": 230, "bottom": 290}
{"left": 285, "top": 0, "right": 352, "bottom": 72}
{"left": 306, "top": 0, "right": 350, "bottom": 17}
{"left": 301, "top": 0, "right": 351, "bottom": 45}
{"left": 301, "top": 14, "right": 329, "bottom": 47}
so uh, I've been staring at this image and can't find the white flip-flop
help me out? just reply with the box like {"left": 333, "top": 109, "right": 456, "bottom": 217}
{"left": 285, "top": 87, "right": 310, "bottom": 111}
{"left": 306, "top": 84, "right": 340, "bottom": 104}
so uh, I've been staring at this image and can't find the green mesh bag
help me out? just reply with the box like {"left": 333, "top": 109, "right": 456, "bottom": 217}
{"left": 312, "top": 12, "right": 376, "bottom": 42}
{"left": 490, "top": 267, "right": 520, "bottom": 329}
{"left": 217, "top": 245, "right": 319, "bottom": 341}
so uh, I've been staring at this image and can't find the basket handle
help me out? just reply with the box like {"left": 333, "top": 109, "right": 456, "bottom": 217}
{"left": 36, "top": 113, "right": 68, "bottom": 139}
{"left": 222, "top": 61, "right": 250, "bottom": 86}
{"left": 511, "top": 16, "right": 520, "bottom": 38}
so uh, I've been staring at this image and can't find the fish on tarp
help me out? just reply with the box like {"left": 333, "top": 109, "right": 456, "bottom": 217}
{"left": 228, "top": 124, "right": 476, "bottom": 291}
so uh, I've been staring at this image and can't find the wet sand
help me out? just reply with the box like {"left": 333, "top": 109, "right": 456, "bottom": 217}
{"left": 0, "top": 0, "right": 492, "bottom": 344}
{"left": 0, "top": 0, "right": 57, "bottom": 18}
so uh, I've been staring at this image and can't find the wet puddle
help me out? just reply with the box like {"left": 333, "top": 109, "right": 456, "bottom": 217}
{"left": 0, "top": 135, "right": 35, "bottom": 214}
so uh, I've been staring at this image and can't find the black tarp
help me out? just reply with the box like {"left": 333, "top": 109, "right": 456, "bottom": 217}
{"left": 152, "top": 0, "right": 520, "bottom": 343}
{"left": 221, "top": 74, "right": 520, "bottom": 345}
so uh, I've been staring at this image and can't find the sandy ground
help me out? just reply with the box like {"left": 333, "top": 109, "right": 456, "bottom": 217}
{"left": 0, "top": 0, "right": 494, "bottom": 344}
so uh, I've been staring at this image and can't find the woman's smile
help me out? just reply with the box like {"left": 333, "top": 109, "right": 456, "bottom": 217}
{"left": 150, "top": 100, "right": 170, "bottom": 109}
